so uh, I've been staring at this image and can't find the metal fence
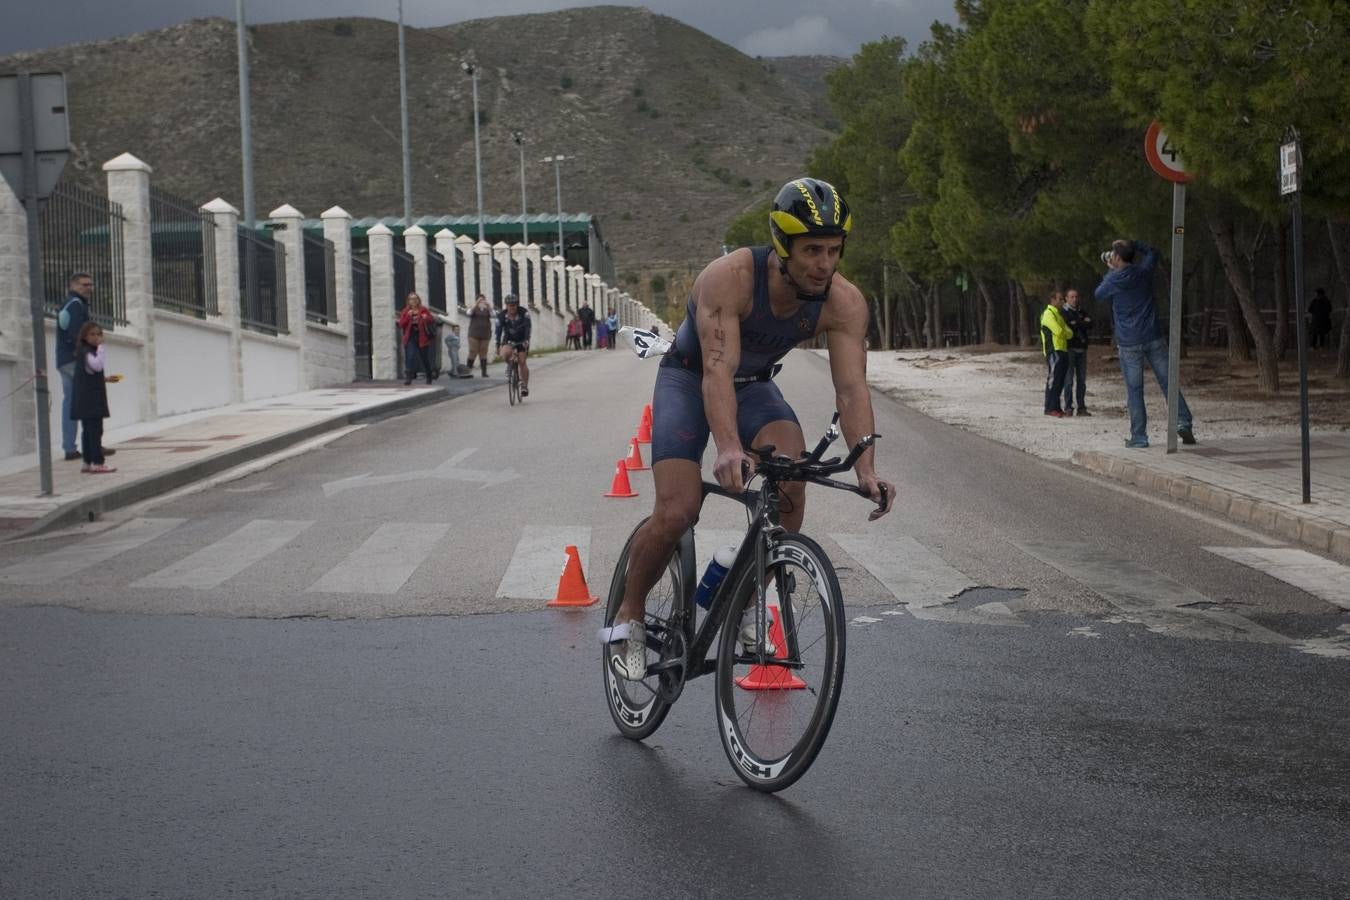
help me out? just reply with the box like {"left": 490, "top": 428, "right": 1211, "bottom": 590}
{"left": 149, "top": 186, "right": 218, "bottom": 319}
{"left": 525, "top": 258, "right": 535, "bottom": 305}
{"left": 452, "top": 247, "right": 465, "bottom": 308}
{"left": 427, "top": 247, "right": 447, "bottom": 312}
{"left": 491, "top": 259, "right": 503, "bottom": 307}
{"left": 39, "top": 183, "right": 128, "bottom": 328}
{"left": 509, "top": 258, "right": 520, "bottom": 300}
{"left": 392, "top": 245, "right": 415, "bottom": 310}
{"left": 352, "top": 255, "right": 372, "bottom": 380}
{"left": 238, "top": 226, "right": 288, "bottom": 335}
{"left": 303, "top": 231, "right": 337, "bottom": 324}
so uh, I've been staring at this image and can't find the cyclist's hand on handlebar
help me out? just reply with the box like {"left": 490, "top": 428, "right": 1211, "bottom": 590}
{"left": 857, "top": 472, "right": 895, "bottom": 521}
{"left": 713, "top": 447, "right": 754, "bottom": 494}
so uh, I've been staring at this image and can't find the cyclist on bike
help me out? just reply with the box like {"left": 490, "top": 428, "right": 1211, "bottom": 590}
{"left": 495, "top": 293, "right": 532, "bottom": 397}
{"left": 604, "top": 177, "right": 895, "bottom": 680}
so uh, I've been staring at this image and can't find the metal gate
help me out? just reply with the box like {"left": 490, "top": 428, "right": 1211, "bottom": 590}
{"left": 352, "top": 256, "right": 372, "bottom": 380}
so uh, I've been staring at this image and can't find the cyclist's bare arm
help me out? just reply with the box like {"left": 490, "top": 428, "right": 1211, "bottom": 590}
{"left": 823, "top": 277, "right": 894, "bottom": 518}
{"left": 694, "top": 252, "right": 754, "bottom": 492}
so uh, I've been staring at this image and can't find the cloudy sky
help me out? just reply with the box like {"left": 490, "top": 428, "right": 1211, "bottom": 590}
{"left": 3, "top": 0, "right": 958, "bottom": 58}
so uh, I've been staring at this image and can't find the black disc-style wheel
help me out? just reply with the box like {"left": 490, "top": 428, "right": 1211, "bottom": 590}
{"left": 602, "top": 518, "right": 690, "bottom": 741}
{"left": 713, "top": 534, "right": 845, "bottom": 792}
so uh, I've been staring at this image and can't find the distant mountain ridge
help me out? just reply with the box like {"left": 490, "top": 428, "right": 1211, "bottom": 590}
{"left": 1, "top": 6, "right": 845, "bottom": 274}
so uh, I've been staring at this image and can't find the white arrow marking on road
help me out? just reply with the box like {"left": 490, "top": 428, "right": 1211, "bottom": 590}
{"left": 322, "top": 448, "right": 518, "bottom": 497}
{"left": 851, "top": 615, "right": 883, "bottom": 626}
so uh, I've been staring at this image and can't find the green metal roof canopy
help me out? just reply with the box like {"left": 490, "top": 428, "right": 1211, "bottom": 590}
{"left": 295, "top": 212, "right": 598, "bottom": 242}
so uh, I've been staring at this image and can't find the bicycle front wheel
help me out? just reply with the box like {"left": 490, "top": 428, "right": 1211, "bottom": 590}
{"left": 507, "top": 366, "right": 519, "bottom": 406}
{"left": 714, "top": 533, "right": 846, "bottom": 792}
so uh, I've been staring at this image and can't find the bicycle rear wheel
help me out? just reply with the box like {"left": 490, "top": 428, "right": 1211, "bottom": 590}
{"left": 714, "top": 533, "right": 845, "bottom": 792}
{"left": 602, "top": 518, "right": 691, "bottom": 741}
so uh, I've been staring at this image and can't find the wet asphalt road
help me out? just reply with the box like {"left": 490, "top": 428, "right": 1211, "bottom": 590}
{"left": 2, "top": 350, "right": 1348, "bottom": 897}
{"left": 2, "top": 604, "right": 1347, "bottom": 898}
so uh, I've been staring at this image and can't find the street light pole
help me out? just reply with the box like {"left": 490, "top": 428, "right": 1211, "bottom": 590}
{"left": 511, "top": 131, "right": 527, "bottom": 245}
{"left": 462, "top": 60, "right": 485, "bottom": 243}
{"left": 542, "top": 154, "right": 571, "bottom": 260}
{"left": 397, "top": 0, "right": 412, "bottom": 226}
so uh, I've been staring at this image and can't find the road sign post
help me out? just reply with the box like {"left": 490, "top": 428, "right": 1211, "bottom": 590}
{"left": 1281, "top": 130, "right": 1312, "bottom": 504}
{"left": 1, "top": 72, "right": 70, "bottom": 496}
{"left": 1144, "top": 121, "right": 1190, "bottom": 454}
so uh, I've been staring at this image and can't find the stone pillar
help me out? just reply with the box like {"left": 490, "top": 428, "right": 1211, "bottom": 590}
{"left": 203, "top": 198, "right": 244, "bottom": 403}
{"left": 493, "top": 242, "right": 513, "bottom": 301}
{"left": 269, "top": 203, "right": 308, "bottom": 386}
{"left": 567, "top": 266, "right": 584, "bottom": 314}
{"left": 368, "top": 223, "right": 398, "bottom": 380}
{"left": 321, "top": 206, "right": 354, "bottom": 374}
{"left": 103, "top": 152, "right": 156, "bottom": 421}
{"left": 455, "top": 234, "right": 477, "bottom": 307}
{"left": 434, "top": 230, "right": 462, "bottom": 314}
{"left": 475, "top": 241, "right": 495, "bottom": 307}
{"left": 404, "top": 224, "right": 428, "bottom": 297}
{"left": 510, "top": 243, "right": 529, "bottom": 306}
{"left": 525, "top": 243, "right": 543, "bottom": 310}
{"left": 0, "top": 175, "right": 35, "bottom": 457}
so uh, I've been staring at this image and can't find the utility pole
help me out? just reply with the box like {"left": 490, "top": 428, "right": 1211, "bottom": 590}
{"left": 511, "top": 131, "right": 528, "bottom": 245}
{"left": 398, "top": 0, "right": 412, "bottom": 226}
{"left": 236, "top": 0, "right": 257, "bottom": 336}
{"left": 542, "top": 154, "right": 571, "bottom": 259}
{"left": 462, "top": 61, "right": 484, "bottom": 242}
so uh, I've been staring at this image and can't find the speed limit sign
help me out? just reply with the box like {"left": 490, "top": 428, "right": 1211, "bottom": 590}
{"left": 1145, "top": 120, "right": 1192, "bottom": 183}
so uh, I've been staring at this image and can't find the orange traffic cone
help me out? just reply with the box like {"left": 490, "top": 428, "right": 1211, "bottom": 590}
{"left": 636, "top": 405, "right": 653, "bottom": 443}
{"left": 548, "top": 545, "right": 599, "bottom": 608}
{"left": 735, "top": 604, "right": 807, "bottom": 691}
{"left": 604, "top": 459, "right": 638, "bottom": 498}
{"left": 623, "top": 438, "right": 649, "bottom": 471}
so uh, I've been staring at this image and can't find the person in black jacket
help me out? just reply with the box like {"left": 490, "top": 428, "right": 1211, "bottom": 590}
{"left": 70, "top": 322, "right": 117, "bottom": 473}
{"left": 1309, "top": 287, "right": 1334, "bottom": 350}
{"left": 578, "top": 301, "right": 596, "bottom": 349}
{"left": 1060, "top": 288, "right": 1092, "bottom": 416}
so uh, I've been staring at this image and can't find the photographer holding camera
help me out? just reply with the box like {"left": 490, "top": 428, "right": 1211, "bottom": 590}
{"left": 1094, "top": 239, "right": 1196, "bottom": 448}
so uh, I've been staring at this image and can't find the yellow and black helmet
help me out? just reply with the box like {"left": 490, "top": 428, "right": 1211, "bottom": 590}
{"left": 769, "top": 177, "right": 853, "bottom": 260}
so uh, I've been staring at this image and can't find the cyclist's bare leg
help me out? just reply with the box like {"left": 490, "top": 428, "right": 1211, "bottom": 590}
{"left": 615, "top": 458, "right": 703, "bottom": 626}
{"left": 517, "top": 349, "right": 529, "bottom": 387}
{"left": 751, "top": 420, "right": 807, "bottom": 531}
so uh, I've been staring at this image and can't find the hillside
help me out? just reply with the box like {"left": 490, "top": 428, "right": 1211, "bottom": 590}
{"left": 0, "top": 6, "right": 843, "bottom": 275}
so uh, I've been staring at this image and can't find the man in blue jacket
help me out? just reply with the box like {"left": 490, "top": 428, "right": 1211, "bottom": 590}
{"left": 54, "top": 273, "right": 93, "bottom": 460}
{"left": 1094, "top": 239, "right": 1195, "bottom": 448}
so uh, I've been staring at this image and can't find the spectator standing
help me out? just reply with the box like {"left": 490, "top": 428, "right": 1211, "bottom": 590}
{"left": 1309, "top": 287, "right": 1334, "bottom": 350}
{"left": 1094, "top": 239, "right": 1196, "bottom": 448}
{"left": 465, "top": 294, "right": 494, "bottom": 377}
{"left": 566, "top": 313, "right": 583, "bottom": 350}
{"left": 70, "top": 322, "right": 116, "bottom": 474}
{"left": 604, "top": 308, "right": 620, "bottom": 351}
{"left": 55, "top": 273, "right": 115, "bottom": 461}
{"left": 442, "top": 321, "right": 470, "bottom": 377}
{"left": 1039, "top": 291, "right": 1073, "bottom": 417}
{"left": 397, "top": 292, "right": 437, "bottom": 385}
{"left": 1060, "top": 288, "right": 1093, "bottom": 416}
{"left": 595, "top": 314, "right": 610, "bottom": 350}
{"left": 578, "top": 301, "right": 596, "bottom": 349}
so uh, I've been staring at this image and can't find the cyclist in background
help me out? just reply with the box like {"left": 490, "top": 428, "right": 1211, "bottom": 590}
{"left": 603, "top": 177, "right": 895, "bottom": 680}
{"left": 496, "top": 294, "right": 532, "bottom": 397}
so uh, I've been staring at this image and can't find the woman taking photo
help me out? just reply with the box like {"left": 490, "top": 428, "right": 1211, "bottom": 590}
{"left": 397, "top": 292, "right": 437, "bottom": 385}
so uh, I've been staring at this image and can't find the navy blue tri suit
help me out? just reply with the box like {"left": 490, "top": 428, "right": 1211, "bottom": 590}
{"left": 652, "top": 246, "right": 824, "bottom": 464}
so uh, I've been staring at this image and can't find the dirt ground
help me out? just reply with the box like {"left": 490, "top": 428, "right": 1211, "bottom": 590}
{"left": 853, "top": 345, "right": 1350, "bottom": 461}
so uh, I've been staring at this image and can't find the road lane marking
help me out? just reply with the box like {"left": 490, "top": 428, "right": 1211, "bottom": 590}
{"left": 1015, "top": 541, "right": 1292, "bottom": 645}
{"left": 1203, "top": 546, "right": 1350, "bottom": 611}
{"left": 131, "top": 520, "right": 313, "bottom": 590}
{"left": 496, "top": 525, "right": 594, "bottom": 600}
{"left": 322, "top": 448, "right": 518, "bottom": 496}
{"left": 307, "top": 523, "right": 448, "bottom": 595}
{"left": 0, "top": 517, "right": 185, "bottom": 586}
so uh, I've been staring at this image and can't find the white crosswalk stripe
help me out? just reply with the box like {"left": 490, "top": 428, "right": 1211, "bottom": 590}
{"left": 1016, "top": 541, "right": 1292, "bottom": 645}
{"left": 131, "top": 520, "right": 314, "bottom": 590}
{"left": 496, "top": 525, "right": 594, "bottom": 600}
{"left": 0, "top": 517, "right": 185, "bottom": 586}
{"left": 307, "top": 522, "right": 449, "bottom": 595}
{"left": 1203, "top": 547, "right": 1350, "bottom": 611}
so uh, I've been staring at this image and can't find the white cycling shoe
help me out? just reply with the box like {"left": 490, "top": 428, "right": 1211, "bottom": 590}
{"left": 738, "top": 585, "right": 779, "bottom": 657}
{"left": 601, "top": 620, "right": 647, "bottom": 681}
